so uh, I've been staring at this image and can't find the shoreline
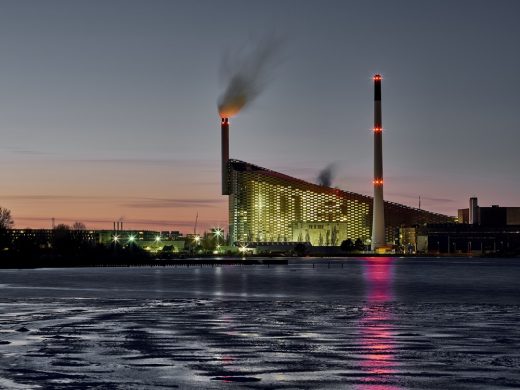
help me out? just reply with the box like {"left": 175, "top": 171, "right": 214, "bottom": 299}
{"left": 1, "top": 254, "right": 520, "bottom": 270}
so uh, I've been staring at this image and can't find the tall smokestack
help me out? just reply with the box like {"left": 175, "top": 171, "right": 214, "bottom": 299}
{"left": 221, "top": 117, "right": 230, "bottom": 195}
{"left": 371, "top": 74, "right": 386, "bottom": 251}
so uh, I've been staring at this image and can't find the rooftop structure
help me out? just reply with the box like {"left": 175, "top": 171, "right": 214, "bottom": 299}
{"left": 458, "top": 197, "right": 520, "bottom": 226}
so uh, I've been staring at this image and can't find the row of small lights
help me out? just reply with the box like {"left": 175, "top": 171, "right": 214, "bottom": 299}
{"left": 111, "top": 227, "right": 225, "bottom": 245}
{"left": 112, "top": 234, "right": 161, "bottom": 243}
{"left": 193, "top": 228, "right": 224, "bottom": 241}
{"left": 113, "top": 234, "right": 139, "bottom": 243}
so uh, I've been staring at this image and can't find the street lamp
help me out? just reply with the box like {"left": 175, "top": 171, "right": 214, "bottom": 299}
{"left": 152, "top": 235, "right": 162, "bottom": 252}
{"left": 239, "top": 244, "right": 248, "bottom": 257}
{"left": 192, "top": 235, "right": 201, "bottom": 254}
{"left": 213, "top": 227, "right": 223, "bottom": 251}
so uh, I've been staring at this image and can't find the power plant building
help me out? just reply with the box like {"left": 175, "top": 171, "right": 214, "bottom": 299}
{"left": 221, "top": 75, "right": 455, "bottom": 248}
{"left": 226, "top": 159, "right": 454, "bottom": 246}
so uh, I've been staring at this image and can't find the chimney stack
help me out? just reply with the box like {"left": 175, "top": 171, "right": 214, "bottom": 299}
{"left": 221, "top": 117, "right": 230, "bottom": 195}
{"left": 371, "top": 74, "right": 386, "bottom": 251}
{"left": 469, "top": 197, "right": 479, "bottom": 225}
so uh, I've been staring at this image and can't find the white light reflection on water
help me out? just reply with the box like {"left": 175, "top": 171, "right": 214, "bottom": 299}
{"left": 357, "top": 257, "right": 400, "bottom": 390}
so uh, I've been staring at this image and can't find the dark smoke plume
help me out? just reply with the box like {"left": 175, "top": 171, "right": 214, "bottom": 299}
{"left": 317, "top": 163, "right": 338, "bottom": 187}
{"left": 218, "top": 37, "right": 282, "bottom": 118}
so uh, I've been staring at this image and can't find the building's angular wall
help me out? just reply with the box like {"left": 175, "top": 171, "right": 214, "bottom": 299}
{"left": 228, "top": 160, "right": 454, "bottom": 245}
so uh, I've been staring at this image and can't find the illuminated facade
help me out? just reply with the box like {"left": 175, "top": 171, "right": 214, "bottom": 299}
{"left": 227, "top": 159, "right": 454, "bottom": 245}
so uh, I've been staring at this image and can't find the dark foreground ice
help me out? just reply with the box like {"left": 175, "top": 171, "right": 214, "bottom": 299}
{"left": 1, "top": 257, "right": 520, "bottom": 389}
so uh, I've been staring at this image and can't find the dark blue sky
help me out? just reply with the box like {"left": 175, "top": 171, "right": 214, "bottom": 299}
{"left": 0, "top": 0, "right": 518, "bottom": 230}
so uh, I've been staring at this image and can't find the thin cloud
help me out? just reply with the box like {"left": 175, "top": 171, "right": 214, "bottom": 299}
{"left": 1, "top": 194, "right": 227, "bottom": 208}
{"left": 0, "top": 153, "right": 218, "bottom": 169}
{"left": 13, "top": 150, "right": 53, "bottom": 156}
{"left": 14, "top": 216, "right": 225, "bottom": 231}
{"left": 1, "top": 147, "right": 54, "bottom": 156}
{"left": 0, "top": 195, "right": 107, "bottom": 201}
{"left": 385, "top": 192, "right": 455, "bottom": 204}
{"left": 59, "top": 158, "right": 216, "bottom": 167}
{"left": 14, "top": 216, "right": 115, "bottom": 224}
{"left": 125, "top": 198, "right": 226, "bottom": 209}
{"left": 421, "top": 196, "right": 455, "bottom": 204}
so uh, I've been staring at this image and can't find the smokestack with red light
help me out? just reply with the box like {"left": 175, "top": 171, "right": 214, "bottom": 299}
{"left": 371, "top": 74, "right": 386, "bottom": 250}
{"left": 221, "top": 117, "right": 230, "bottom": 195}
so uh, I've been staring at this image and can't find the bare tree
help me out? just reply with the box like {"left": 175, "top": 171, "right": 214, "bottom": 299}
{"left": 0, "top": 207, "right": 14, "bottom": 230}
{"left": 72, "top": 221, "right": 86, "bottom": 230}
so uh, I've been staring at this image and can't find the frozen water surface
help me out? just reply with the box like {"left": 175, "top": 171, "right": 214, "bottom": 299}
{"left": 0, "top": 257, "right": 520, "bottom": 389}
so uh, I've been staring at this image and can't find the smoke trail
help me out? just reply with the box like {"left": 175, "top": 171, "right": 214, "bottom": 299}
{"left": 317, "top": 163, "right": 338, "bottom": 187}
{"left": 218, "top": 37, "right": 282, "bottom": 118}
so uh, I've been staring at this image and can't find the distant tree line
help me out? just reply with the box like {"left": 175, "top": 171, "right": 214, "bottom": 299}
{"left": 0, "top": 207, "right": 150, "bottom": 268}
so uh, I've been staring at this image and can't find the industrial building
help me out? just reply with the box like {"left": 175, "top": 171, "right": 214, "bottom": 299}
{"left": 458, "top": 197, "right": 520, "bottom": 226}
{"left": 413, "top": 197, "right": 520, "bottom": 255}
{"left": 220, "top": 75, "right": 455, "bottom": 249}
{"left": 416, "top": 223, "right": 520, "bottom": 255}
{"left": 225, "top": 159, "right": 453, "bottom": 246}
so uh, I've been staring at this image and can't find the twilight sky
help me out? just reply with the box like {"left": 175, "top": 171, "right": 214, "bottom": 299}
{"left": 0, "top": 0, "right": 519, "bottom": 232}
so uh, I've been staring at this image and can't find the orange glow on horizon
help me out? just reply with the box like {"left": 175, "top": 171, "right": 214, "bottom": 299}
{"left": 2, "top": 158, "right": 228, "bottom": 233}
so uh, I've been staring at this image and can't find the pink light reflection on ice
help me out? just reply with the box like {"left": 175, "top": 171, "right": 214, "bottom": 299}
{"left": 355, "top": 257, "right": 400, "bottom": 390}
